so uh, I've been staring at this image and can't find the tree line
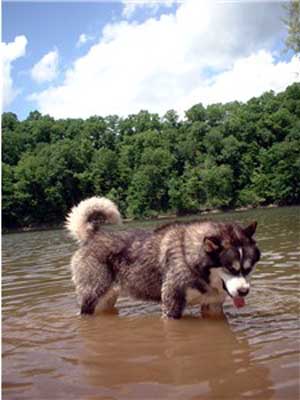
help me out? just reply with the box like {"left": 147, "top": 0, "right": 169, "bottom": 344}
{"left": 2, "top": 83, "right": 300, "bottom": 229}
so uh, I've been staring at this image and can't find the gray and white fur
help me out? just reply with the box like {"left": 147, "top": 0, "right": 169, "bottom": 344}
{"left": 66, "top": 197, "right": 260, "bottom": 319}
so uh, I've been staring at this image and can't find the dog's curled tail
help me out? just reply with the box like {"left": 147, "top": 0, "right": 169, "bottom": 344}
{"left": 65, "top": 197, "right": 122, "bottom": 242}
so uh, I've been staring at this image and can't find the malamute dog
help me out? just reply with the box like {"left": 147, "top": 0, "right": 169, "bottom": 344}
{"left": 66, "top": 197, "right": 260, "bottom": 319}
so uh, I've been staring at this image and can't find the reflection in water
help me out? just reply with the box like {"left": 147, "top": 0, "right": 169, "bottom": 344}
{"left": 2, "top": 206, "right": 300, "bottom": 399}
{"left": 78, "top": 315, "right": 274, "bottom": 400}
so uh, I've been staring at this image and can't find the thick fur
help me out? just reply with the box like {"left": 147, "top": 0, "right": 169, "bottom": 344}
{"left": 65, "top": 197, "right": 121, "bottom": 242}
{"left": 66, "top": 197, "right": 260, "bottom": 319}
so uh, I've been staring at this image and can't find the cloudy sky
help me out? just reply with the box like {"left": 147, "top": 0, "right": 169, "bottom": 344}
{"left": 2, "top": 0, "right": 299, "bottom": 120}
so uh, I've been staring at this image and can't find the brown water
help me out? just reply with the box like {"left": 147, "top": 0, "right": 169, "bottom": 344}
{"left": 2, "top": 207, "right": 300, "bottom": 400}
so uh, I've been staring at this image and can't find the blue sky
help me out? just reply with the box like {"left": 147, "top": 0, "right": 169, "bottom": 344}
{"left": 2, "top": 1, "right": 134, "bottom": 118}
{"left": 2, "top": 0, "right": 299, "bottom": 120}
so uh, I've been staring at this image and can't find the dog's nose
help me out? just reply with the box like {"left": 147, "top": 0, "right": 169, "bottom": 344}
{"left": 238, "top": 287, "right": 249, "bottom": 297}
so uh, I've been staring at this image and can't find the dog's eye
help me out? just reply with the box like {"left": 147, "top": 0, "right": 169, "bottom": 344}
{"left": 232, "top": 261, "right": 241, "bottom": 271}
{"left": 225, "top": 266, "right": 240, "bottom": 276}
{"left": 243, "top": 259, "right": 253, "bottom": 270}
{"left": 242, "top": 267, "right": 252, "bottom": 276}
{"left": 243, "top": 246, "right": 261, "bottom": 266}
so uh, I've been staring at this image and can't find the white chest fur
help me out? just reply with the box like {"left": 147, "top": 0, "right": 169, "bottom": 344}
{"left": 186, "top": 288, "right": 226, "bottom": 306}
{"left": 186, "top": 268, "right": 227, "bottom": 306}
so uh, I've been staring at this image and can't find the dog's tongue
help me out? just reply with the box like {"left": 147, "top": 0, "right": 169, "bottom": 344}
{"left": 233, "top": 296, "right": 245, "bottom": 308}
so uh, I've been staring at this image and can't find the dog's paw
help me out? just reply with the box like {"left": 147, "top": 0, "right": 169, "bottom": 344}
{"left": 161, "top": 311, "right": 181, "bottom": 320}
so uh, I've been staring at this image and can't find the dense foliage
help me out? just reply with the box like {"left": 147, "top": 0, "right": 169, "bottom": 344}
{"left": 2, "top": 83, "right": 300, "bottom": 229}
{"left": 283, "top": 0, "right": 300, "bottom": 54}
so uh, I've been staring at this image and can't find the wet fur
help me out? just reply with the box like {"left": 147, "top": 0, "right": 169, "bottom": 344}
{"left": 66, "top": 197, "right": 259, "bottom": 319}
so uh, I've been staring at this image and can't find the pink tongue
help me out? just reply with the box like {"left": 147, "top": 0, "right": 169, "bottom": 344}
{"left": 233, "top": 296, "right": 245, "bottom": 308}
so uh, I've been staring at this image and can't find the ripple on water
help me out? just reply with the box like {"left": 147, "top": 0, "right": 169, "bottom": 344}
{"left": 2, "top": 207, "right": 300, "bottom": 400}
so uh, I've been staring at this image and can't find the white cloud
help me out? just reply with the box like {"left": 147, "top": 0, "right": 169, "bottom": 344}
{"left": 180, "top": 51, "right": 300, "bottom": 112}
{"left": 31, "top": 49, "right": 59, "bottom": 83}
{"left": 29, "top": 0, "right": 297, "bottom": 119}
{"left": 76, "top": 33, "right": 93, "bottom": 48}
{"left": 1, "top": 35, "right": 27, "bottom": 108}
{"left": 122, "top": 0, "right": 176, "bottom": 18}
{"left": 77, "top": 33, "right": 88, "bottom": 47}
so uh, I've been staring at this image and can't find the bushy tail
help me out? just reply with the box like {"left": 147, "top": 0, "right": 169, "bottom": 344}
{"left": 65, "top": 197, "right": 122, "bottom": 242}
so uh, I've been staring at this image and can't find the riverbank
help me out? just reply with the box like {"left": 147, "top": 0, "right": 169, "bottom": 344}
{"left": 2, "top": 203, "right": 281, "bottom": 234}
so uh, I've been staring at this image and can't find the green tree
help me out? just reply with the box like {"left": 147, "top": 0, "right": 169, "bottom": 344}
{"left": 88, "top": 148, "right": 119, "bottom": 195}
{"left": 283, "top": 0, "right": 300, "bottom": 54}
{"left": 200, "top": 164, "right": 234, "bottom": 208}
{"left": 126, "top": 148, "right": 173, "bottom": 217}
{"left": 2, "top": 83, "right": 300, "bottom": 228}
{"left": 185, "top": 103, "right": 206, "bottom": 123}
{"left": 2, "top": 163, "right": 18, "bottom": 227}
{"left": 168, "top": 167, "right": 206, "bottom": 215}
{"left": 13, "top": 139, "right": 94, "bottom": 225}
{"left": 2, "top": 112, "right": 19, "bottom": 132}
{"left": 252, "top": 140, "right": 300, "bottom": 205}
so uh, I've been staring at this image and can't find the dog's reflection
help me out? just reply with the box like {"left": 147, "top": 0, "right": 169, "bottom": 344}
{"left": 78, "top": 309, "right": 274, "bottom": 399}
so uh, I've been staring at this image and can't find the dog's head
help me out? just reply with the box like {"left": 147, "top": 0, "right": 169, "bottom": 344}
{"left": 204, "top": 221, "right": 260, "bottom": 307}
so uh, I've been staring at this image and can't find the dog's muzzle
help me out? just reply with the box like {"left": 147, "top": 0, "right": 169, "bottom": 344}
{"left": 221, "top": 277, "right": 249, "bottom": 308}
{"left": 222, "top": 279, "right": 231, "bottom": 296}
{"left": 237, "top": 287, "right": 249, "bottom": 297}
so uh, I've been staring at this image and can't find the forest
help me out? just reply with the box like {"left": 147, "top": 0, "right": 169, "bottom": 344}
{"left": 2, "top": 83, "right": 300, "bottom": 229}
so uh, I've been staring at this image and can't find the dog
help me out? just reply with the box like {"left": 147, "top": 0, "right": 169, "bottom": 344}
{"left": 66, "top": 197, "right": 260, "bottom": 319}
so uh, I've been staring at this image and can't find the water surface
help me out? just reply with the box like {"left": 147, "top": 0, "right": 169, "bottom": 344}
{"left": 2, "top": 207, "right": 300, "bottom": 399}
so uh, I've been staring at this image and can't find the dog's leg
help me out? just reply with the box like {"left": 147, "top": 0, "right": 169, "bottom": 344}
{"left": 96, "top": 286, "right": 120, "bottom": 312}
{"left": 80, "top": 278, "right": 113, "bottom": 315}
{"left": 80, "top": 270, "right": 114, "bottom": 315}
{"left": 161, "top": 281, "right": 186, "bottom": 319}
{"left": 81, "top": 294, "right": 100, "bottom": 315}
{"left": 201, "top": 303, "right": 225, "bottom": 319}
{"left": 72, "top": 255, "right": 114, "bottom": 315}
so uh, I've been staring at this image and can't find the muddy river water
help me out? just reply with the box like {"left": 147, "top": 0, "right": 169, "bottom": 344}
{"left": 2, "top": 207, "right": 300, "bottom": 399}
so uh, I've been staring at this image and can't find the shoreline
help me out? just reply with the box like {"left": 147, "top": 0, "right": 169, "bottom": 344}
{"left": 2, "top": 203, "right": 282, "bottom": 235}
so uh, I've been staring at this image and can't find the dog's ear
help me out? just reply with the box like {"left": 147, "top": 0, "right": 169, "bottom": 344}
{"left": 244, "top": 221, "right": 257, "bottom": 238}
{"left": 204, "top": 236, "right": 222, "bottom": 253}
